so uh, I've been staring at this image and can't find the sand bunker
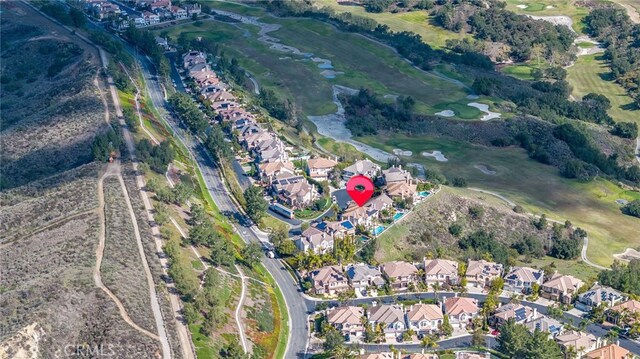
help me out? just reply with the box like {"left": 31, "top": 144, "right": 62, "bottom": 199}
{"left": 468, "top": 102, "right": 501, "bottom": 121}
{"left": 466, "top": 94, "right": 480, "bottom": 100}
{"left": 527, "top": 15, "right": 575, "bottom": 33}
{"left": 393, "top": 149, "right": 413, "bottom": 157}
{"left": 546, "top": 5, "right": 555, "bottom": 9}
{"left": 474, "top": 164, "right": 497, "bottom": 175}
{"left": 422, "top": 150, "right": 448, "bottom": 162}
{"left": 516, "top": 4, "right": 528, "bottom": 9}
{"left": 614, "top": 248, "right": 640, "bottom": 262}
{"left": 435, "top": 110, "right": 455, "bottom": 117}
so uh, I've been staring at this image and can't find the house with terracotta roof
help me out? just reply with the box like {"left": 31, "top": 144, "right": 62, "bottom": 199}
{"left": 367, "top": 304, "right": 406, "bottom": 338}
{"left": 326, "top": 306, "right": 365, "bottom": 339}
{"left": 317, "top": 220, "right": 356, "bottom": 239}
{"left": 383, "top": 166, "right": 418, "bottom": 201}
{"left": 405, "top": 303, "right": 443, "bottom": 334}
{"left": 423, "top": 259, "right": 459, "bottom": 287}
{"left": 490, "top": 303, "right": 537, "bottom": 327}
{"left": 307, "top": 157, "right": 337, "bottom": 181}
{"left": 584, "top": 343, "right": 631, "bottom": 359}
{"left": 342, "top": 159, "right": 381, "bottom": 180}
{"left": 309, "top": 265, "right": 349, "bottom": 296}
{"left": 541, "top": 273, "right": 585, "bottom": 304}
{"left": 183, "top": 50, "right": 206, "bottom": 69}
{"left": 150, "top": 0, "right": 171, "bottom": 11}
{"left": 296, "top": 226, "right": 334, "bottom": 255}
{"left": 555, "top": 330, "right": 601, "bottom": 357}
{"left": 523, "top": 315, "right": 564, "bottom": 338}
{"left": 465, "top": 260, "right": 503, "bottom": 288}
{"left": 606, "top": 300, "right": 640, "bottom": 326}
{"left": 346, "top": 263, "right": 385, "bottom": 293}
{"left": 170, "top": 5, "right": 187, "bottom": 19}
{"left": 380, "top": 261, "right": 419, "bottom": 291}
{"left": 576, "top": 284, "right": 626, "bottom": 312}
{"left": 258, "top": 161, "right": 295, "bottom": 182}
{"left": 341, "top": 193, "right": 393, "bottom": 230}
{"left": 443, "top": 296, "right": 479, "bottom": 329}
{"left": 503, "top": 266, "right": 545, "bottom": 293}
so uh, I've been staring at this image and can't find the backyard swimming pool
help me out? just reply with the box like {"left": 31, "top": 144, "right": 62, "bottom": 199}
{"left": 373, "top": 226, "right": 385, "bottom": 236}
{"left": 393, "top": 212, "right": 404, "bottom": 221}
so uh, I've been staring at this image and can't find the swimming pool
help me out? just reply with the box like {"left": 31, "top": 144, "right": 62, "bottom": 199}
{"left": 373, "top": 226, "right": 385, "bottom": 236}
{"left": 419, "top": 191, "right": 430, "bottom": 197}
{"left": 393, "top": 212, "right": 404, "bottom": 221}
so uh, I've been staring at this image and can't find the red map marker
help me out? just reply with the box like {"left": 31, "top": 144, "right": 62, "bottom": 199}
{"left": 346, "top": 175, "right": 374, "bottom": 207}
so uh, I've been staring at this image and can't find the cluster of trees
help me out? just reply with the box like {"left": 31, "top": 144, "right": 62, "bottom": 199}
{"left": 91, "top": 127, "right": 123, "bottom": 162}
{"left": 244, "top": 185, "right": 268, "bottom": 224}
{"left": 341, "top": 88, "right": 418, "bottom": 136}
{"left": 122, "top": 26, "right": 169, "bottom": 78}
{"left": 146, "top": 177, "right": 192, "bottom": 206}
{"left": 257, "top": 88, "right": 296, "bottom": 124}
{"left": 459, "top": 230, "right": 512, "bottom": 265}
{"left": 611, "top": 121, "right": 638, "bottom": 139}
{"left": 434, "top": 1, "right": 575, "bottom": 63}
{"left": 496, "top": 319, "right": 563, "bottom": 358}
{"left": 362, "top": 0, "right": 434, "bottom": 13}
{"left": 168, "top": 92, "right": 209, "bottom": 135}
{"left": 187, "top": 204, "right": 235, "bottom": 267}
{"left": 136, "top": 139, "right": 175, "bottom": 173}
{"left": 598, "top": 259, "right": 640, "bottom": 295}
{"left": 38, "top": 1, "right": 86, "bottom": 28}
{"left": 621, "top": 199, "right": 640, "bottom": 218}
{"left": 585, "top": 8, "right": 640, "bottom": 106}
{"left": 549, "top": 225, "right": 585, "bottom": 260}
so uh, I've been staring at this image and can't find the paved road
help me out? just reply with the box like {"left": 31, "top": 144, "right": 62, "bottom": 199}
{"left": 138, "top": 53, "right": 312, "bottom": 358}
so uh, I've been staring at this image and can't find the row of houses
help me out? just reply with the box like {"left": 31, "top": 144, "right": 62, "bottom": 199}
{"left": 83, "top": 0, "right": 201, "bottom": 28}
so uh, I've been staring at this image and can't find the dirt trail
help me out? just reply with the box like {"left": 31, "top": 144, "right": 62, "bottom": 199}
{"left": 618, "top": 2, "right": 640, "bottom": 24}
{"left": 95, "top": 164, "right": 161, "bottom": 341}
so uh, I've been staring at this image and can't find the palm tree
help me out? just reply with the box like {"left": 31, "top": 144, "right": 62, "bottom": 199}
{"left": 420, "top": 334, "right": 438, "bottom": 350}
{"left": 563, "top": 344, "right": 577, "bottom": 359}
{"left": 431, "top": 282, "right": 440, "bottom": 302}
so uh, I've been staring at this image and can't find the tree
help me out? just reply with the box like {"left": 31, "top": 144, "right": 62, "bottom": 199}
{"left": 496, "top": 319, "right": 530, "bottom": 357}
{"left": 244, "top": 186, "right": 267, "bottom": 223}
{"left": 420, "top": 334, "right": 438, "bottom": 349}
{"left": 323, "top": 326, "right": 345, "bottom": 352}
{"left": 210, "top": 239, "right": 235, "bottom": 267}
{"left": 621, "top": 200, "right": 640, "bottom": 218}
{"left": 534, "top": 214, "right": 548, "bottom": 230}
{"left": 472, "top": 328, "right": 485, "bottom": 347}
{"left": 610, "top": 121, "right": 638, "bottom": 139}
{"left": 182, "top": 302, "right": 199, "bottom": 325}
{"left": 451, "top": 177, "right": 467, "bottom": 187}
{"left": 440, "top": 314, "right": 453, "bottom": 337}
{"left": 241, "top": 242, "right": 262, "bottom": 268}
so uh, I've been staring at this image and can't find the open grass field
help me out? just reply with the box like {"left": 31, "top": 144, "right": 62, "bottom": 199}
{"left": 314, "top": 0, "right": 471, "bottom": 49}
{"left": 566, "top": 54, "right": 639, "bottom": 124}
{"left": 163, "top": 3, "right": 473, "bottom": 118}
{"left": 358, "top": 133, "right": 640, "bottom": 267}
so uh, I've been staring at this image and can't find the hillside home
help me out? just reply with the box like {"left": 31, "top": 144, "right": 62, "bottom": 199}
{"left": 346, "top": 263, "right": 385, "bottom": 293}
{"left": 406, "top": 303, "right": 444, "bottom": 334}
{"left": 296, "top": 226, "right": 334, "bottom": 255}
{"left": 272, "top": 173, "right": 316, "bottom": 208}
{"left": 184, "top": 3, "right": 201, "bottom": 16}
{"left": 143, "top": 11, "right": 160, "bottom": 25}
{"left": 150, "top": 0, "right": 171, "bottom": 11}
{"left": 465, "top": 260, "right": 503, "bottom": 288}
{"left": 316, "top": 220, "right": 356, "bottom": 239}
{"left": 503, "top": 266, "right": 545, "bottom": 293}
{"left": 326, "top": 306, "right": 365, "bottom": 339}
{"left": 555, "top": 331, "right": 600, "bottom": 357}
{"left": 490, "top": 303, "right": 537, "bottom": 327}
{"left": 307, "top": 157, "right": 337, "bottom": 181}
{"left": 341, "top": 193, "right": 393, "bottom": 230}
{"left": 309, "top": 265, "right": 349, "bottom": 296}
{"left": 258, "top": 161, "right": 295, "bottom": 183}
{"left": 524, "top": 315, "right": 564, "bottom": 338}
{"left": 383, "top": 166, "right": 418, "bottom": 200}
{"left": 443, "top": 296, "right": 479, "bottom": 329}
{"left": 170, "top": 6, "right": 187, "bottom": 19}
{"left": 380, "top": 261, "right": 418, "bottom": 291}
{"left": 342, "top": 159, "right": 381, "bottom": 180}
{"left": 575, "top": 284, "right": 626, "bottom": 312}
{"left": 606, "top": 300, "right": 640, "bottom": 326}
{"left": 541, "top": 273, "right": 584, "bottom": 304}
{"left": 367, "top": 304, "right": 406, "bottom": 337}
{"left": 182, "top": 50, "right": 206, "bottom": 69}
{"left": 423, "top": 259, "right": 460, "bottom": 287}
{"left": 584, "top": 343, "right": 631, "bottom": 359}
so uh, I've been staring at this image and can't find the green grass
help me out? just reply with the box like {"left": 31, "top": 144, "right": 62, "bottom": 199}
{"left": 503, "top": 0, "right": 592, "bottom": 32}
{"left": 432, "top": 101, "right": 482, "bottom": 120}
{"left": 501, "top": 64, "right": 537, "bottom": 81}
{"left": 566, "top": 54, "right": 639, "bottom": 124}
{"left": 576, "top": 41, "right": 595, "bottom": 48}
{"left": 189, "top": 323, "right": 217, "bottom": 358}
{"left": 357, "top": 133, "right": 640, "bottom": 267}
{"left": 314, "top": 0, "right": 471, "bottom": 49}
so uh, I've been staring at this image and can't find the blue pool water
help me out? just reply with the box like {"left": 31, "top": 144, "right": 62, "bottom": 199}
{"left": 419, "top": 191, "right": 430, "bottom": 197}
{"left": 373, "top": 226, "right": 385, "bottom": 236}
{"left": 393, "top": 212, "right": 404, "bottom": 221}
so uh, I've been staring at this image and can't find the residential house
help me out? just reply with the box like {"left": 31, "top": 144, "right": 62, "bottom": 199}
{"left": 341, "top": 193, "right": 393, "bottom": 230}
{"left": 490, "top": 303, "right": 537, "bottom": 327}
{"left": 187, "top": 63, "right": 209, "bottom": 77}
{"left": 258, "top": 161, "right": 295, "bottom": 183}
{"left": 406, "top": 303, "right": 444, "bottom": 334}
{"left": 134, "top": 17, "right": 147, "bottom": 27}
{"left": 307, "top": 157, "right": 337, "bottom": 181}
{"left": 584, "top": 343, "right": 631, "bottom": 359}
{"left": 383, "top": 166, "right": 418, "bottom": 201}
{"left": 465, "top": 260, "right": 503, "bottom": 288}
{"left": 309, "top": 265, "right": 349, "bottom": 296}
{"left": 183, "top": 51, "right": 206, "bottom": 69}
{"left": 541, "top": 273, "right": 584, "bottom": 304}
{"left": 523, "top": 315, "right": 564, "bottom": 338}
{"left": 155, "top": 36, "right": 169, "bottom": 50}
{"left": 555, "top": 331, "right": 600, "bottom": 357}
{"left": 606, "top": 300, "right": 640, "bottom": 326}
{"left": 342, "top": 159, "right": 381, "bottom": 180}
{"left": 346, "top": 263, "right": 385, "bottom": 293}
{"left": 367, "top": 304, "right": 406, "bottom": 338}
{"left": 170, "top": 6, "right": 187, "bottom": 19}
{"left": 150, "top": 0, "right": 171, "bottom": 12}
{"left": 272, "top": 173, "right": 316, "bottom": 208}
{"left": 380, "top": 261, "right": 418, "bottom": 291}
{"left": 503, "top": 266, "right": 545, "bottom": 293}
{"left": 316, "top": 220, "right": 356, "bottom": 239}
{"left": 184, "top": 3, "right": 201, "bottom": 16}
{"left": 326, "top": 306, "right": 365, "bottom": 339}
{"left": 423, "top": 259, "right": 459, "bottom": 287}
{"left": 575, "top": 284, "right": 626, "bottom": 312}
{"left": 296, "top": 226, "right": 334, "bottom": 255}
{"left": 143, "top": 11, "right": 160, "bottom": 25}
{"left": 443, "top": 296, "right": 479, "bottom": 329}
